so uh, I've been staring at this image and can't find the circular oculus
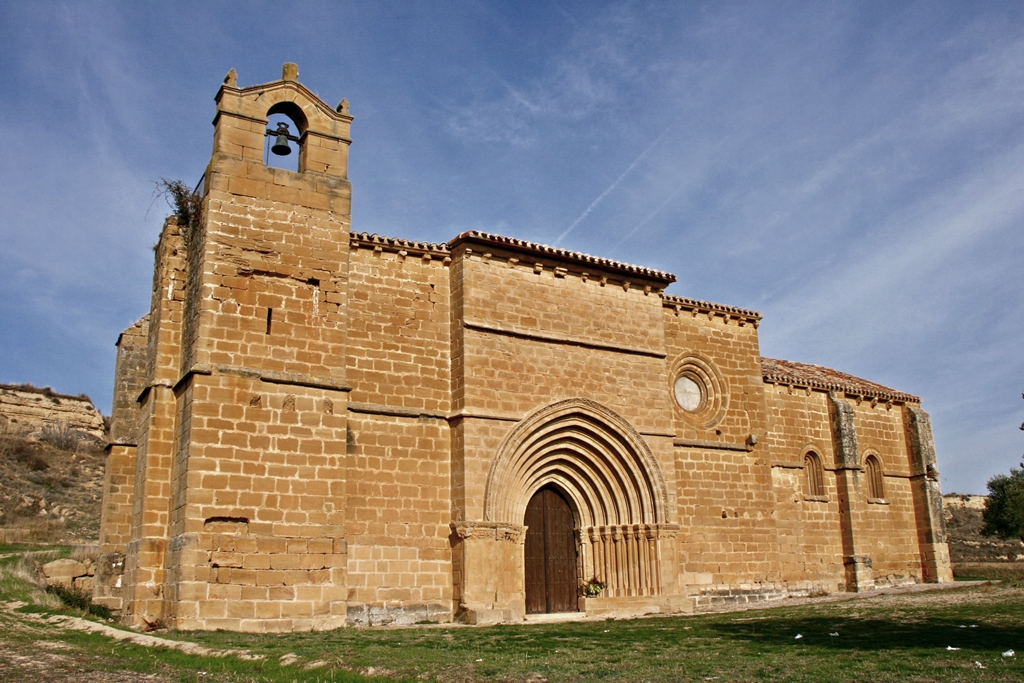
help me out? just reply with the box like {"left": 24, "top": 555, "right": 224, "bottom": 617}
{"left": 674, "top": 375, "right": 703, "bottom": 412}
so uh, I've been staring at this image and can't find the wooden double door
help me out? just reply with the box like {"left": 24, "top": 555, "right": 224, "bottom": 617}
{"left": 524, "top": 486, "right": 579, "bottom": 614}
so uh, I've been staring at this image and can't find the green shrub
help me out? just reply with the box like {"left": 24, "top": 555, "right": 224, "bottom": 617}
{"left": 45, "top": 582, "right": 113, "bottom": 620}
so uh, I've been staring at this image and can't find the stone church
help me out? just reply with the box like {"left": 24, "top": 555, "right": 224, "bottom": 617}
{"left": 95, "top": 65, "right": 952, "bottom": 632}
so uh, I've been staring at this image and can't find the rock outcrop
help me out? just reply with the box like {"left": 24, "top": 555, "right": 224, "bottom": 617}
{"left": 0, "top": 384, "right": 106, "bottom": 440}
{"left": 42, "top": 556, "right": 97, "bottom": 592}
{"left": 943, "top": 493, "right": 1024, "bottom": 570}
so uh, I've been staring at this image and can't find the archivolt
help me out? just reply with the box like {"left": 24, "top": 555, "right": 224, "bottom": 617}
{"left": 484, "top": 398, "right": 669, "bottom": 528}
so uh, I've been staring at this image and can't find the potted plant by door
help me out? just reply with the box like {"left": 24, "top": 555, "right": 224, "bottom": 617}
{"left": 582, "top": 577, "right": 607, "bottom": 598}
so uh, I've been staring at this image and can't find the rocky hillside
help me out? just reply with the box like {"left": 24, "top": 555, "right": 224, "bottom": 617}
{"left": 0, "top": 428, "right": 106, "bottom": 544}
{"left": 944, "top": 493, "right": 1024, "bottom": 580}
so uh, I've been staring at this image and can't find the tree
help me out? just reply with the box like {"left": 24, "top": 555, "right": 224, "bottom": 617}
{"left": 981, "top": 393, "right": 1024, "bottom": 541}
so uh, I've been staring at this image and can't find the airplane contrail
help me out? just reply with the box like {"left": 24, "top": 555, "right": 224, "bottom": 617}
{"left": 553, "top": 128, "right": 669, "bottom": 247}
{"left": 612, "top": 183, "right": 687, "bottom": 250}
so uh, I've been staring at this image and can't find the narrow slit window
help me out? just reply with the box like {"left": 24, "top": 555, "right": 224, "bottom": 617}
{"left": 804, "top": 451, "right": 825, "bottom": 498}
{"left": 865, "top": 455, "right": 885, "bottom": 500}
{"left": 266, "top": 308, "right": 273, "bottom": 335}
{"left": 309, "top": 278, "right": 320, "bottom": 318}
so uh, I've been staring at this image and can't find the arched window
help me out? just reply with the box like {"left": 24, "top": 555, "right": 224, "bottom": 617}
{"left": 865, "top": 454, "right": 885, "bottom": 501}
{"left": 804, "top": 451, "right": 825, "bottom": 498}
{"left": 264, "top": 102, "right": 308, "bottom": 173}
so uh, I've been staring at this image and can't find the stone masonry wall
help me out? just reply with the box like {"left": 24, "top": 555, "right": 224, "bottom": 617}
{"left": 120, "top": 217, "right": 187, "bottom": 627}
{"left": 453, "top": 246, "right": 674, "bottom": 524}
{"left": 163, "top": 376, "right": 349, "bottom": 631}
{"left": 95, "top": 314, "right": 151, "bottom": 610}
{"left": 346, "top": 238, "right": 451, "bottom": 415}
{"left": 848, "top": 400, "right": 923, "bottom": 586}
{"left": 343, "top": 239, "right": 453, "bottom": 624}
{"left": 762, "top": 384, "right": 845, "bottom": 593}
{"left": 762, "top": 380, "right": 933, "bottom": 593}
{"left": 109, "top": 316, "right": 150, "bottom": 445}
{"left": 662, "top": 302, "right": 784, "bottom": 607}
{"left": 344, "top": 413, "right": 452, "bottom": 625}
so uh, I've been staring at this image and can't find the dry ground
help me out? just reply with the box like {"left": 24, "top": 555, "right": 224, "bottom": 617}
{"left": 0, "top": 431, "right": 106, "bottom": 545}
{"left": 0, "top": 577, "right": 1020, "bottom": 683}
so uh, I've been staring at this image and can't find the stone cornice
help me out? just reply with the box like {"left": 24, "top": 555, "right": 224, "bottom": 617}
{"left": 349, "top": 232, "right": 451, "bottom": 259}
{"left": 172, "top": 364, "right": 352, "bottom": 394}
{"left": 347, "top": 401, "right": 446, "bottom": 420}
{"left": 662, "top": 295, "right": 762, "bottom": 326}
{"left": 462, "top": 319, "right": 666, "bottom": 358}
{"left": 673, "top": 438, "right": 752, "bottom": 452}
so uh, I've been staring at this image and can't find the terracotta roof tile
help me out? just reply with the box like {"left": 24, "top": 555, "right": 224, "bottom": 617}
{"left": 449, "top": 231, "right": 676, "bottom": 283}
{"left": 663, "top": 295, "right": 762, "bottom": 322}
{"left": 761, "top": 357, "right": 919, "bottom": 403}
{"left": 350, "top": 232, "right": 450, "bottom": 255}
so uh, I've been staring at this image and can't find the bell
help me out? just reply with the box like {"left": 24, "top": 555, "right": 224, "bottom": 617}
{"left": 271, "top": 133, "right": 291, "bottom": 156}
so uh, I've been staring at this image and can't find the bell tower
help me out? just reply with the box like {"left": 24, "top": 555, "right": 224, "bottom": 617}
{"left": 185, "top": 62, "right": 353, "bottom": 380}
{"left": 121, "top": 64, "right": 355, "bottom": 631}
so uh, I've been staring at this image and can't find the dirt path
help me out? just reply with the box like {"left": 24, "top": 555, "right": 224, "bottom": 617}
{"left": 0, "top": 600, "right": 263, "bottom": 683}
{"left": 0, "top": 638, "right": 176, "bottom": 683}
{"left": 3, "top": 600, "right": 261, "bottom": 658}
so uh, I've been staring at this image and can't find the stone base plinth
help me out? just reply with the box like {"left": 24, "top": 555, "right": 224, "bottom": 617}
{"left": 578, "top": 594, "right": 691, "bottom": 619}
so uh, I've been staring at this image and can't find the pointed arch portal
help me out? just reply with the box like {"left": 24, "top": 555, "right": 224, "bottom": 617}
{"left": 485, "top": 398, "right": 674, "bottom": 603}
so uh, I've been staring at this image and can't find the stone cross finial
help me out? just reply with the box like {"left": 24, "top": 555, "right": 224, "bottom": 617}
{"left": 223, "top": 69, "right": 237, "bottom": 87}
{"left": 282, "top": 62, "right": 299, "bottom": 81}
{"left": 336, "top": 98, "right": 350, "bottom": 115}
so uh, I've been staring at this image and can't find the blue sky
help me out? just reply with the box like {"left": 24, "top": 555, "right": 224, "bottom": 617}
{"left": 1, "top": 1, "right": 1021, "bottom": 494}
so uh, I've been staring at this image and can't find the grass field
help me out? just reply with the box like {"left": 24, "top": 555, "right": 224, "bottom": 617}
{"left": 954, "top": 562, "right": 1024, "bottom": 582}
{"left": 2, "top": 545, "right": 1022, "bottom": 682}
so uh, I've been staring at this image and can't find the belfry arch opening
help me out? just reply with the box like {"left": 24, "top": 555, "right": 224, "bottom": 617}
{"left": 264, "top": 101, "right": 308, "bottom": 172}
